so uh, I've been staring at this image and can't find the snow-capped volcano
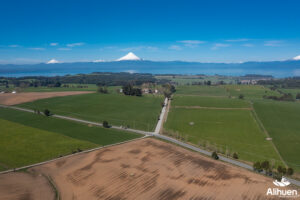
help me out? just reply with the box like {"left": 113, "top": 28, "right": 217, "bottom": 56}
{"left": 117, "top": 52, "right": 141, "bottom": 61}
{"left": 47, "top": 59, "right": 60, "bottom": 64}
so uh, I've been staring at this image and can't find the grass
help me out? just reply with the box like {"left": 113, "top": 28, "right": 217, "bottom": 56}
{"left": 0, "top": 107, "right": 141, "bottom": 146}
{"left": 253, "top": 100, "right": 300, "bottom": 172}
{"left": 175, "top": 85, "right": 228, "bottom": 96}
{"left": 172, "top": 95, "right": 250, "bottom": 108}
{"left": 0, "top": 118, "right": 96, "bottom": 169}
{"left": 225, "top": 85, "right": 280, "bottom": 99}
{"left": 18, "top": 93, "right": 164, "bottom": 131}
{"left": 164, "top": 107, "right": 282, "bottom": 164}
{"left": 0, "top": 107, "right": 142, "bottom": 170}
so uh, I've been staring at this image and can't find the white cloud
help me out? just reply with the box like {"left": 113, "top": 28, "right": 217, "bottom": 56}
{"left": 50, "top": 42, "right": 58, "bottom": 46}
{"left": 242, "top": 43, "right": 254, "bottom": 47}
{"left": 169, "top": 45, "right": 182, "bottom": 50}
{"left": 211, "top": 43, "right": 231, "bottom": 50}
{"left": 8, "top": 44, "right": 20, "bottom": 48}
{"left": 28, "top": 47, "right": 45, "bottom": 50}
{"left": 120, "top": 46, "right": 158, "bottom": 52}
{"left": 93, "top": 59, "right": 105, "bottom": 62}
{"left": 58, "top": 48, "right": 71, "bottom": 51}
{"left": 47, "top": 59, "right": 60, "bottom": 64}
{"left": 178, "top": 40, "right": 205, "bottom": 47}
{"left": 264, "top": 40, "right": 284, "bottom": 47}
{"left": 225, "top": 38, "right": 249, "bottom": 42}
{"left": 293, "top": 55, "right": 300, "bottom": 60}
{"left": 66, "top": 42, "right": 85, "bottom": 47}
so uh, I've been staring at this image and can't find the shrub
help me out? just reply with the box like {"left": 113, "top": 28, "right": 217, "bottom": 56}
{"left": 44, "top": 109, "right": 51, "bottom": 116}
{"left": 233, "top": 152, "right": 239, "bottom": 159}
{"left": 239, "top": 94, "right": 244, "bottom": 99}
{"left": 211, "top": 151, "right": 219, "bottom": 160}
{"left": 287, "top": 168, "right": 294, "bottom": 176}
{"left": 103, "top": 121, "right": 110, "bottom": 128}
{"left": 253, "top": 161, "right": 262, "bottom": 171}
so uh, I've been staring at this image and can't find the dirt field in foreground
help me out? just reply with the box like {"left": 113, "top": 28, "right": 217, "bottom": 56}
{"left": 0, "top": 171, "right": 55, "bottom": 200}
{"left": 0, "top": 138, "right": 295, "bottom": 199}
{"left": 29, "top": 138, "right": 292, "bottom": 200}
{"left": 0, "top": 91, "right": 93, "bottom": 105}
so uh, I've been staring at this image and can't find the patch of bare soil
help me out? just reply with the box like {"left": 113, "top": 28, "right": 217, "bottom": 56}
{"left": 24, "top": 138, "right": 289, "bottom": 200}
{"left": 0, "top": 171, "right": 55, "bottom": 200}
{"left": 0, "top": 91, "right": 93, "bottom": 105}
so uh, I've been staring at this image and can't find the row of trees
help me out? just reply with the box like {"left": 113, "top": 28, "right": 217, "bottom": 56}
{"left": 263, "top": 93, "right": 295, "bottom": 101}
{"left": 253, "top": 160, "right": 294, "bottom": 178}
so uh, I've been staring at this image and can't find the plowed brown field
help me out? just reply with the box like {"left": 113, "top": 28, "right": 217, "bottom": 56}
{"left": 0, "top": 138, "right": 295, "bottom": 199}
{"left": 0, "top": 91, "right": 93, "bottom": 105}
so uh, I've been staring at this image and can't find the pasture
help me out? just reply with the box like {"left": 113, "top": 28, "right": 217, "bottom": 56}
{"left": 175, "top": 85, "right": 228, "bottom": 96}
{"left": 224, "top": 85, "right": 280, "bottom": 99}
{"left": 19, "top": 93, "right": 164, "bottom": 131}
{"left": 0, "top": 107, "right": 142, "bottom": 170}
{"left": 172, "top": 95, "right": 250, "bottom": 108}
{"left": 0, "top": 118, "right": 96, "bottom": 169}
{"left": 253, "top": 100, "right": 300, "bottom": 172}
{"left": 164, "top": 107, "right": 282, "bottom": 164}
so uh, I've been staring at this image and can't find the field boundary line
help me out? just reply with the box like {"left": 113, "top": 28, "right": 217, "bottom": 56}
{"left": 0, "top": 135, "right": 148, "bottom": 175}
{"left": 173, "top": 106, "right": 252, "bottom": 110}
{"left": 249, "top": 101, "right": 288, "bottom": 167}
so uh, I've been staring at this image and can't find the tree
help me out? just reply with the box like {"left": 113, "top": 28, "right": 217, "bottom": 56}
{"left": 261, "top": 160, "right": 270, "bottom": 173}
{"left": 44, "top": 109, "right": 51, "bottom": 116}
{"left": 253, "top": 161, "right": 262, "bottom": 171}
{"left": 282, "top": 167, "right": 287, "bottom": 175}
{"left": 206, "top": 81, "right": 211, "bottom": 86}
{"left": 287, "top": 168, "right": 294, "bottom": 176}
{"left": 211, "top": 151, "right": 219, "bottom": 160}
{"left": 296, "top": 93, "right": 300, "bottom": 100}
{"left": 277, "top": 165, "right": 283, "bottom": 174}
{"left": 233, "top": 152, "right": 238, "bottom": 159}
{"left": 103, "top": 121, "right": 110, "bottom": 128}
{"left": 239, "top": 94, "right": 244, "bottom": 99}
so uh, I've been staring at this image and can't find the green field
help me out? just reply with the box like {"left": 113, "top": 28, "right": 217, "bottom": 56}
{"left": 19, "top": 93, "right": 164, "bottom": 131}
{"left": 164, "top": 107, "right": 282, "bottom": 164}
{"left": 225, "top": 85, "right": 280, "bottom": 99}
{"left": 253, "top": 100, "right": 300, "bottom": 171}
{"left": 0, "top": 118, "right": 96, "bottom": 169}
{"left": 0, "top": 107, "right": 141, "bottom": 170}
{"left": 172, "top": 95, "right": 250, "bottom": 108}
{"left": 175, "top": 85, "right": 228, "bottom": 96}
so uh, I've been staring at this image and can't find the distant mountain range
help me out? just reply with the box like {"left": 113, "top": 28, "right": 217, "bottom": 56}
{"left": 1, "top": 59, "right": 300, "bottom": 78}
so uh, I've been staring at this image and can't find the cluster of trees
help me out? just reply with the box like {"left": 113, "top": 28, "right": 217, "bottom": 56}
{"left": 97, "top": 86, "right": 108, "bottom": 94}
{"left": 253, "top": 160, "right": 294, "bottom": 178}
{"left": 162, "top": 83, "right": 176, "bottom": 98}
{"left": 263, "top": 93, "right": 294, "bottom": 101}
{"left": 122, "top": 84, "right": 142, "bottom": 96}
{"left": 258, "top": 77, "right": 300, "bottom": 88}
{"left": 0, "top": 72, "right": 156, "bottom": 88}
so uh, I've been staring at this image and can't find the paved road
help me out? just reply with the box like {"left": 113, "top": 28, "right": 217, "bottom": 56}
{"left": 1, "top": 103, "right": 300, "bottom": 186}
{"left": 154, "top": 98, "right": 168, "bottom": 134}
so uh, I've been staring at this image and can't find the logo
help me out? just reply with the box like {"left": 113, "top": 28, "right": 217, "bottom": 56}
{"left": 266, "top": 177, "right": 299, "bottom": 198}
{"left": 273, "top": 177, "right": 291, "bottom": 187}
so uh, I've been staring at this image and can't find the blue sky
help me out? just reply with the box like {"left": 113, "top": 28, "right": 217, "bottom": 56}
{"left": 1, "top": 0, "right": 300, "bottom": 64}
